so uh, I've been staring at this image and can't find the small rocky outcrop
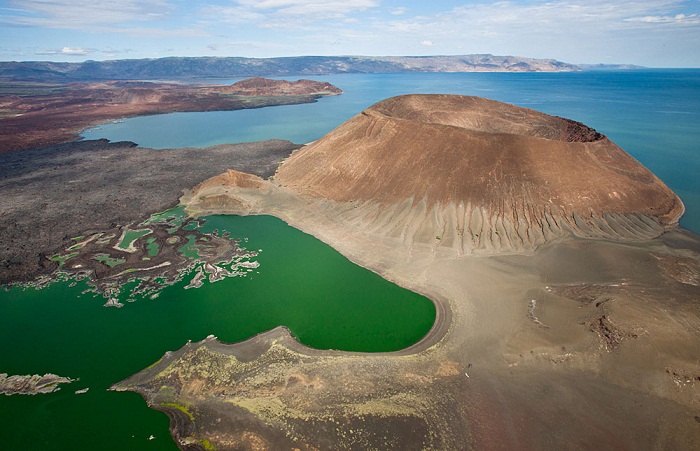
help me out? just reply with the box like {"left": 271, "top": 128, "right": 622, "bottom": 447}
{"left": 1, "top": 373, "right": 75, "bottom": 395}
{"left": 217, "top": 77, "right": 343, "bottom": 96}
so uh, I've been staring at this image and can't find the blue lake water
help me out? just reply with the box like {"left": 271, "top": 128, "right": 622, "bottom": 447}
{"left": 82, "top": 70, "right": 700, "bottom": 234}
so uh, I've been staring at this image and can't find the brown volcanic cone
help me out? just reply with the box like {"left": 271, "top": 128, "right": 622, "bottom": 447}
{"left": 275, "top": 94, "right": 684, "bottom": 253}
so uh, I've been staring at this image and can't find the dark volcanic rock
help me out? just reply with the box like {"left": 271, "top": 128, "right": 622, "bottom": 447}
{"left": 0, "top": 139, "right": 299, "bottom": 284}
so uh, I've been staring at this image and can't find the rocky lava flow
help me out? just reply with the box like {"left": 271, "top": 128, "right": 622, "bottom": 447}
{"left": 37, "top": 208, "right": 259, "bottom": 306}
{"left": 1, "top": 373, "right": 75, "bottom": 396}
{"left": 0, "top": 138, "right": 298, "bottom": 285}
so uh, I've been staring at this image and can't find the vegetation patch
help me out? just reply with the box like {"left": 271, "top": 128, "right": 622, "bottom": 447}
{"left": 161, "top": 402, "right": 195, "bottom": 422}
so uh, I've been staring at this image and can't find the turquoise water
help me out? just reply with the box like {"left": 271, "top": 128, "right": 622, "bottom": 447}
{"left": 0, "top": 215, "right": 435, "bottom": 450}
{"left": 82, "top": 70, "right": 700, "bottom": 233}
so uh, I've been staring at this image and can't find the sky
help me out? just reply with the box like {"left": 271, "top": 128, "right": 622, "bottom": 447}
{"left": 0, "top": 0, "right": 699, "bottom": 67}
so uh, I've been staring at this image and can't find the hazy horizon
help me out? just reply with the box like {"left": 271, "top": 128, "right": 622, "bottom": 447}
{"left": 1, "top": 1, "right": 699, "bottom": 68}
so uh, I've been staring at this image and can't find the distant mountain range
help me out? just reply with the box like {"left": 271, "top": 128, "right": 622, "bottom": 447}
{"left": 0, "top": 55, "right": 583, "bottom": 82}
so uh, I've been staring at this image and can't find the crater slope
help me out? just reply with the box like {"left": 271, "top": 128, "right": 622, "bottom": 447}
{"left": 274, "top": 94, "right": 683, "bottom": 253}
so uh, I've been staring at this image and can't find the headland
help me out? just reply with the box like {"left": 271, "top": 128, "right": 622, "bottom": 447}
{"left": 0, "top": 77, "right": 341, "bottom": 152}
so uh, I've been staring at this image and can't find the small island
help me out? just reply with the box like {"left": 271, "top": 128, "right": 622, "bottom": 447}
{"left": 1, "top": 373, "right": 75, "bottom": 396}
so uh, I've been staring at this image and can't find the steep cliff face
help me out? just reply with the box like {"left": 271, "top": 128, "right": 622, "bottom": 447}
{"left": 274, "top": 95, "right": 684, "bottom": 254}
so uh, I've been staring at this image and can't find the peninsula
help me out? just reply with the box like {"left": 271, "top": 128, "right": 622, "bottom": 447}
{"left": 0, "top": 77, "right": 341, "bottom": 152}
{"left": 116, "top": 95, "right": 700, "bottom": 449}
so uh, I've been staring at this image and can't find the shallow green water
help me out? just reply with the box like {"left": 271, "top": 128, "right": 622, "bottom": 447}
{"left": 0, "top": 215, "right": 435, "bottom": 450}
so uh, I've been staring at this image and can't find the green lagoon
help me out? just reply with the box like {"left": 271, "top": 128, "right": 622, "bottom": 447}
{"left": 0, "top": 214, "right": 435, "bottom": 450}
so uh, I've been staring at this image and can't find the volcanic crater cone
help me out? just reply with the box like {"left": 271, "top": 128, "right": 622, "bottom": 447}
{"left": 274, "top": 94, "right": 684, "bottom": 253}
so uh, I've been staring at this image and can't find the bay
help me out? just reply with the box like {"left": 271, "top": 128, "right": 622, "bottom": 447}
{"left": 82, "top": 70, "right": 700, "bottom": 233}
{"left": 0, "top": 215, "right": 435, "bottom": 450}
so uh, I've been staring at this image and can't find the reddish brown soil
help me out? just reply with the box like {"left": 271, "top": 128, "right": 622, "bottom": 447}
{"left": 219, "top": 77, "right": 342, "bottom": 96}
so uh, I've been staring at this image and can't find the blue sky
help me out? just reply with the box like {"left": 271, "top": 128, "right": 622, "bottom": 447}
{"left": 1, "top": 0, "right": 698, "bottom": 66}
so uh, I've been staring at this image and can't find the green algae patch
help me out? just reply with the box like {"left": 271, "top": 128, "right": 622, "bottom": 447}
{"left": 183, "top": 437, "right": 216, "bottom": 450}
{"left": 198, "top": 439, "right": 216, "bottom": 450}
{"left": 145, "top": 205, "right": 189, "bottom": 231}
{"left": 178, "top": 235, "right": 201, "bottom": 259}
{"left": 183, "top": 220, "right": 202, "bottom": 231}
{"left": 50, "top": 252, "right": 78, "bottom": 267}
{"left": 115, "top": 228, "right": 152, "bottom": 252}
{"left": 144, "top": 205, "right": 187, "bottom": 222}
{"left": 93, "top": 253, "right": 126, "bottom": 268}
{"left": 144, "top": 357, "right": 163, "bottom": 371}
{"left": 146, "top": 237, "right": 159, "bottom": 257}
{"left": 161, "top": 402, "right": 195, "bottom": 422}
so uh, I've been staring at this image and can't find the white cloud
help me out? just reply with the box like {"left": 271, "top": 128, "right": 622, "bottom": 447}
{"left": 386, "top": 0, "right": 695, "bottom": 32}
{"left": 382, "top": 0, "right": 699, "bottom": 49}
{"left": 61, "top": 46, "right": 89, "bottom": 55}
{"left": 5, "top": 0, "right": 700, "bottom": 65}
{"left": 625, "top": 13, "right": 700, "bottom": 24}
{"left": 4, "top": 0, "right": 209, "bottom": 38}
{"left": 237, "top": 0, "right": 377, "bottom": 15}
{"left": 8, "top": 0, "right": 173, "bottom": 26}
{"left": 201, "top": 0, "right": 378, "bottom": 26}
{"left": 35, "top": 46, "right": 90, "bottom": 56}
{"left": 33, "top": 46, "right": 139, "bottom": 57}
{"left": 199, "top": 5, "right": 265, "bottom": 24}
